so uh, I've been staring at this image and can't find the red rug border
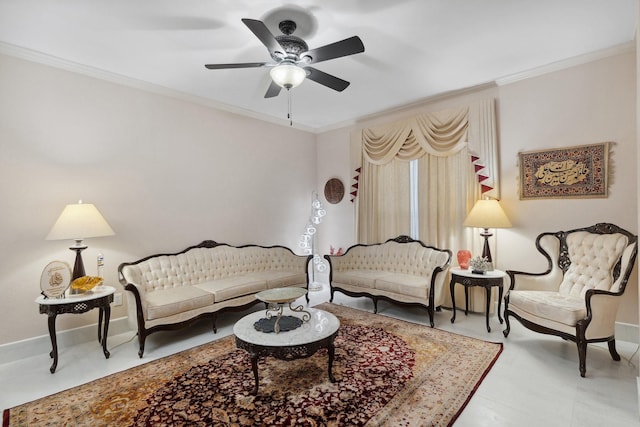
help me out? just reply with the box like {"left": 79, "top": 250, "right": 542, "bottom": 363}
{"left": 447, "top": 342, "right": 503, "bottom": 426}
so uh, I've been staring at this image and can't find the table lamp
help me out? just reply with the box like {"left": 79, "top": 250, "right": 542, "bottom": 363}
{"left": 462, "top": 198, "right": 511, "bottom": 263}
{"left": 46, "top": 200, "right": 115, "bottom": 291}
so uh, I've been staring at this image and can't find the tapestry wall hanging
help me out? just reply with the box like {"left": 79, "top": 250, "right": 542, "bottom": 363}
{"left": 518, "top": 142, "right": 610, "bottom": 200}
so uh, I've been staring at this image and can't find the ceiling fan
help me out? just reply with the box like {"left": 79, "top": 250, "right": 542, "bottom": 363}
{"left": 205, "top": 18, "right": 365, "bottom": 98}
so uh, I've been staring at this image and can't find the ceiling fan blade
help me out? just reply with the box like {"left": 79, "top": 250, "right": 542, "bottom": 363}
{"left": 205, "top": 62, "right": 268, "bottom": 70}
{"left": 301, "top": 36, "right": 364, "bottom": 64}
{"left": 264, "top": 80, "right": 282, "bottom": 98}
{"left": 241, "top": 18, "right": 285, "bottom": 56}
{"left": 305, "top": 67, "right": 350, "bottom": 92}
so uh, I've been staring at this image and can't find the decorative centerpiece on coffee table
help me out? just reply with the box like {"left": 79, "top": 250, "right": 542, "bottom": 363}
{"left": 255, "top": 287, "right": 310, "bottom": 333}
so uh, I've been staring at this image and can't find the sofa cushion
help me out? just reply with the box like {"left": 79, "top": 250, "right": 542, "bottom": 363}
{"left": 258, "top": 271, "right": 307, "bottom": 289}
{"left": 375, "top": 273, "right": 430, "bottom": 298}
{"left": 332, "top": 270, "right": 380, "bottom": 289}
{"left": 509, "top": 290, "right": 586, "bottom": 326}
{"left": 195, "top": 276, "right": 266, "bottom": 302}
{"left": 145, "top": 287, "right": 214, "bottom": 321}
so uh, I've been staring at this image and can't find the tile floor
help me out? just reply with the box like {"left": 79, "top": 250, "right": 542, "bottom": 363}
{"left": 1, "top": 286, "right": 639, "bottom": 426}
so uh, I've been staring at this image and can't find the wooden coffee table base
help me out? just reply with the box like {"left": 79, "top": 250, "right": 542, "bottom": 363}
{"left": 233, "top": 306, "right": 340, "bottom": 395}
{"left": 235, "top": 333, "right": 338, "bottom": 395}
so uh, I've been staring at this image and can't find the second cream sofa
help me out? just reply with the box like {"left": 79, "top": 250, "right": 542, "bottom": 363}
{"left": 325, "top": 235, "right": 452, "bottom": 327}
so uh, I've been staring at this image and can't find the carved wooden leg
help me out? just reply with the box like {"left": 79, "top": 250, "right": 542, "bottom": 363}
{"left": 48, "top": 312, "right": 58, "bottom": 374}
{"left": 502, "top": 313, "right": 511, "bottom": 337}
{"left": 428, "top": 306, "right": 434, "bottom": 328}
{"left": 577, "top": 341, "right": 587, "bottom": 377}
{"left": 502, "top": 297, "right": 511, "bottom": 338}
{"left": 137, "top": 332, "right": 146, "bottom": 358}
{"left": 98, "top": 307, "right": 104, "bottom": 343}
{"left": 464, "top": 285, "right": 469, "bottom": 316}
{"left": 484, "top": 285, "right": 492, "bottom": 333}
{"left": 450, "top": 278, "right": 457, "bottom": 324}
{"left": 250, "top": 353, "right": 260, "bottom": 395}
{"left": 497, "top": 285, "right": 504, "bottom": 324}
{"left": 212, "top": 314, "right": 218, "bottom": 334}
{"left": 101, "top": 305, "right": 111, "bottom": 359}
{"left": 608, "top": 339, "right": 621, "bottom": 361}
{"left": 575, "top": 322, "right": 589, "bottom": 377}
{"left": 329, "top": 288, "right": 335, "bottom": 302}
{"left": 328, "top": 341, "right": 336, "bottom": 383}
{"left": 372, "top": 297, "right": 378, "bottom": 314}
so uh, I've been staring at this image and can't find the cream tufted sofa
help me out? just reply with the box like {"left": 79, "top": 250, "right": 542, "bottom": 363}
{"left": 503, "top": 223, "right": 637, "bottom": 377}
{"left": 118, "top": 240, "right": 309, "bottom": 357}
{"left": 325, "top": 236, "right": 452, "bottom": 327}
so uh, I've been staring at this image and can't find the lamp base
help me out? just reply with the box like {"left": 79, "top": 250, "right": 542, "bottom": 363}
{"left": 69, "top": 244, "right": 87, "bottom": 294}
{"left": 480, "top": 228, "right": 493, "bottom": 263}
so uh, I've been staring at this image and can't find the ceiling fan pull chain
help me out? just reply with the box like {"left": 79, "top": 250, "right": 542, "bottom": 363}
{"left": 288, "top": 88, "right": 293, "bottom": 126}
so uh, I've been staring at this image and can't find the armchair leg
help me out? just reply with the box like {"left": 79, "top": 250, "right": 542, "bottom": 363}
{"left": 577, "top": 340, "right": 587, "bottom": 377}
{"left": 427, "top": 306, "right": 434, "bottom": 328}
{"left": 503, "top": 311, "right": 511, "bottom": 338}
{"left": 137, "top": 333, "right": 146, "bottom": 359}
{"left": 608, "top": 339, "right": 621, "bottom": 361}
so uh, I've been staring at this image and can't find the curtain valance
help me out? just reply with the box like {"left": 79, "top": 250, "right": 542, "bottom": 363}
{"left": 362, "top": 107, "right": 469, "bottom": 165}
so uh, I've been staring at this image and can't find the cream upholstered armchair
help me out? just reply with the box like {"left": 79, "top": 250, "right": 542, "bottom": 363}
{"left": 503, "top": 223, "right": 637, "bottom": 377}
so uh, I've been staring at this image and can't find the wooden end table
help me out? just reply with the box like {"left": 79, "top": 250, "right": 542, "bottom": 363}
{"left": 234, "top": 307, "right": 340, "bottom": 395}
{"left": 35, "top": 286, "right": 115, "bottom": 373}
{"left": 449, "top": 268, "right": 506, "bottom": 332}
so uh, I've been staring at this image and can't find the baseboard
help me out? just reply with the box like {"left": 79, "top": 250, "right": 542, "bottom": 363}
{"left": 0, "top": 316, "right": 132, "bottom": 365}
{"left": 615, "top": 321, "right": 639, "bottom": 344}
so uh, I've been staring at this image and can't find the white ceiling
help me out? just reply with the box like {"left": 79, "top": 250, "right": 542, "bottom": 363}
{"left": 0, "top": 0, "right": 636, "bottom": 132}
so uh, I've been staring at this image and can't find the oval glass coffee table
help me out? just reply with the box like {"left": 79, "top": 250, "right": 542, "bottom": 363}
{"left": 233, "top": 307, "right": 340, "bottom": 395}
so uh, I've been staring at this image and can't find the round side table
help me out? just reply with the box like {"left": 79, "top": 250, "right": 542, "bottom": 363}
{"left": 449, "top": 268, "right": 506, "bottom": 332}
{"left": 35, "top": 286, "right": 115, "bottom": 373}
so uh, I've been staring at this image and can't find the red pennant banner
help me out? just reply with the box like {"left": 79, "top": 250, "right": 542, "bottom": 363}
{"left": 470, "top": 154, "right": 493, "bottom": 194}
{"left": 351, "top": 167, "right": 361, "bottom": 202}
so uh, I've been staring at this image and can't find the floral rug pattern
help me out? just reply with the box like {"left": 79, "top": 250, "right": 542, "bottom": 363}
{"left": 3, "top": 303, "right": 502, "bottom": 427}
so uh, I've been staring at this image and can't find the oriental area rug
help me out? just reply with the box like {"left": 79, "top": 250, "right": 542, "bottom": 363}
{"left": 3, "top": 303, "right": 502, "bottom": 427}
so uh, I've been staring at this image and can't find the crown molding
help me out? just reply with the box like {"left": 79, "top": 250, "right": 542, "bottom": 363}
{"left": 313, "top": 41, "right": 635, "bottom": 134}
{"left": 495, "top": 41, "right": 635, "bottom": 86}
{"left": 1, "top": 40, "right": 634, "bottom": 135}
{"left": 0, "top": 41, "right": 317, "bottom": 133}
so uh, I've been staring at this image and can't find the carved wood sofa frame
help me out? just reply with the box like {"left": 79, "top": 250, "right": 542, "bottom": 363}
{"left": 118, "top": 240, "right": 310, "bottom": 357}
{"left": 325, "top": 235, "right": 452, "bottom": 327}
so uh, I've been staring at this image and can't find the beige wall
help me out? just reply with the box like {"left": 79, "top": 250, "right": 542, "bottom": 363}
{"left": 0, "top": 54, "right": 317, "bottom": 345}
{"left": 316, "top": 49, "right": 638, "bottom": 325}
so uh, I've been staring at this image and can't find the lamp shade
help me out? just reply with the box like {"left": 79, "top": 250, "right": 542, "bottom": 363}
{"left": 269, "top": 63, "right": 306, "bottom": 89}
{"left": 46, "top": 201, "right": 115, "bottom": 241}
{"left": 463, "top": 199, "right": 512, "bottom": 229}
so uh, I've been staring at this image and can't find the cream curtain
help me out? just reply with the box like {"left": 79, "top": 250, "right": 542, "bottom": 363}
{"left": 356, "top": 99, "right": 499, "bottom": 310}
{"left": 357, "top": 159, "right": 411, "bottom": 243}
{"left": 417, "top": 147, "right": 479, "bottom": 251}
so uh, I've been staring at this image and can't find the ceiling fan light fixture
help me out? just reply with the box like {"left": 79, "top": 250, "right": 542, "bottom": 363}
{"left": 270, "top": 63, "right": 306, "bottom": 89}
